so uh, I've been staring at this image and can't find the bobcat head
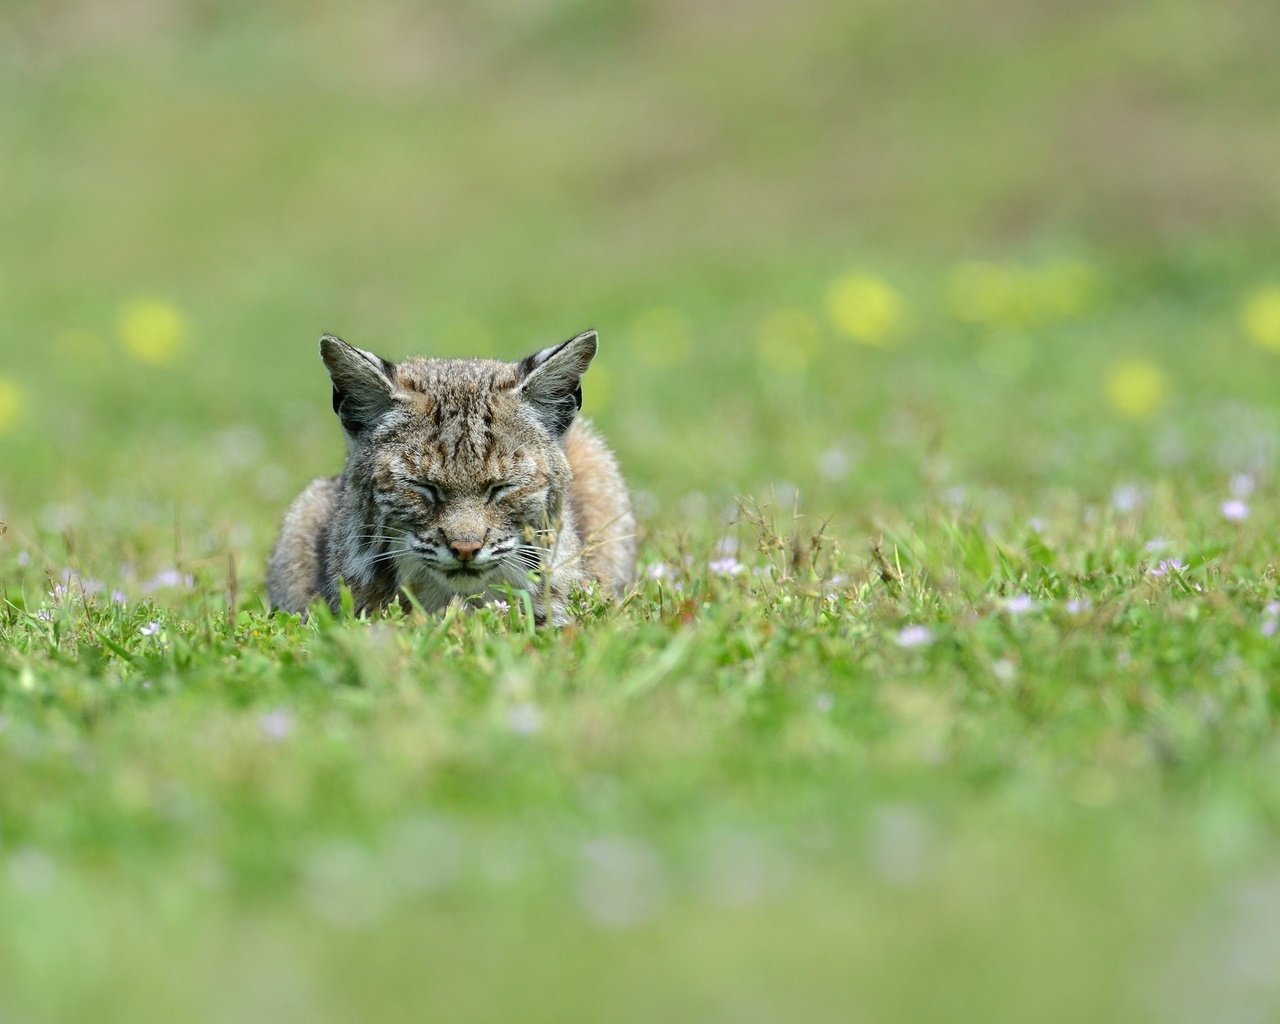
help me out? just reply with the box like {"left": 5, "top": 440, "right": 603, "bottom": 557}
{"left": 321, "top": 330, "right": 598, "bottom": 604}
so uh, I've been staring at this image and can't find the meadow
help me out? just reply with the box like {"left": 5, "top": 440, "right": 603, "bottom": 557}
{"left": 3, "top": 1, "right": 1280, "bottom": 1020}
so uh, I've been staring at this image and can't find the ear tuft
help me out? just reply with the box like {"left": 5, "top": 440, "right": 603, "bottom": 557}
{"left": 518, "top": 330, "right": 598, "bottom": 435}
{"left": 319, "top": 334, "right": 397, "bottom": 434}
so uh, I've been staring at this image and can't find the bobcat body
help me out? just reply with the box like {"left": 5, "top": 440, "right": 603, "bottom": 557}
{"left": 267, "top": 331, "right": 635, "bottom": 625}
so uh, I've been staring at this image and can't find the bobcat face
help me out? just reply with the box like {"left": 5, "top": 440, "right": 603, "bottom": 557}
{"left": 322, "top": 331, "right": 594, "bottom": 603}
{"left": 369, "top": 437, "right": 562, "bottom": 597}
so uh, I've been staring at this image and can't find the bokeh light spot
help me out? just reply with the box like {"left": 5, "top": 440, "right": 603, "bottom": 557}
{"left": 1241, "top": 286, "right": 1280, "bottom": 352}
{"left": 1105, "top": 359, "right": 1169, "bottom": 420}
{"left": 118, "top": 299, "right": 187, "bottom": 364}
{"left": 826, "top": 273, "right": 903, "bottom": 346}
{"left": 0, "top": 377, "right": 25, "bottom": 434}
{"left": 948, "top": 260, "right": 1098, "bottom": 329}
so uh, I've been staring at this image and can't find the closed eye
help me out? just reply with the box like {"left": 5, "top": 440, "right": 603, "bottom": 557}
{"left": 407, "top": 479, "right": 445, "bottom": 503}
{"left": 485, "top": 481, "right": 518, "bottom": 504}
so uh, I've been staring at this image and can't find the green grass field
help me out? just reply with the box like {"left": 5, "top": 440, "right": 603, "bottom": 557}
{"left": 4, "top": 2, "right": 1280, "bottom": 1021}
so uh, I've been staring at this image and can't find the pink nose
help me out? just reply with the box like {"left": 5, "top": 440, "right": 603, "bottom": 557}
{"left": 449, "top": 540, "right": 483, "bottom": 562}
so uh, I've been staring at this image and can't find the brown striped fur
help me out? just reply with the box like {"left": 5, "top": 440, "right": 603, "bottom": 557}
{"left": 267, "top": 330, "right": 635, "bottom": 625}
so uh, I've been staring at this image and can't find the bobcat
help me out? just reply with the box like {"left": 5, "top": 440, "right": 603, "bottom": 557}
{"left": 267, "top": 330, "right": 635, "bottom": 625}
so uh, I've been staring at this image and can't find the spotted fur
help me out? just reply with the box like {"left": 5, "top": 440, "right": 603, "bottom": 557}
{"left": 267, "top": 330, "right": 636, "bottom": 625}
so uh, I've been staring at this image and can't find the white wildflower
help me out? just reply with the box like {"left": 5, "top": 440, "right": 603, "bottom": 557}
{"left": 817, "top": 447, "right": 852, "bottom": 481}
{"left": 1222, "top": 499, "right": 1250, "bottom": 522}
{"left": 1111, "top": 484, "right": 1144, "bottom": 513}
{"left": 142, "top": 569, "right": 194, "bottom": 593}
{"left": 895, "top": 625, "right": 934, "bottom": 648}
{"left": 507, "top": 703, "right": 542, "bottom": 736}
{"left": 260, "top": 709, "right": 295, "bottom": 741}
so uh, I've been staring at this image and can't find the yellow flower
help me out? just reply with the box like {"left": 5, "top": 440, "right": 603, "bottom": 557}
{"left": 826, "top": 273, "right": 904, "bottom": 346}
{"left": 118, "top": 299, "right": 187, "bottom": 364}
{"left": 629, "top": 308, "right": 692, "bottom": 367}
{"left": 756, "top": 308, "right": 821, "bottom": 374}
{"left": 0, "top": 377, "right": 25, "bottom": 434}
{"left": 1105, "top": 359, "right": 1169, "bottom": 420}
{"left": 948, "top": 261, "right": 1098, "bottom": 329}
{"left": 1241, "top": 286, "right": 1280, "bottom": 352}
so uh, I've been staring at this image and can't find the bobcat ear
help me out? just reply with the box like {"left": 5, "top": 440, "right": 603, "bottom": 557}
{"left": 518, "top": 330, "right": 597, "bottom": 435}
{"left": 319, "top": 334, "right": 398, "bottom": 434}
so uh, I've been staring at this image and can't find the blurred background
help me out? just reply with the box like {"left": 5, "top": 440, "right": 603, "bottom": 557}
{"left": 3, "top": 0, "right": 1280, "bottom": 576}
{"left": 6, "top": 5, "right": 1280, "bottom": 1022}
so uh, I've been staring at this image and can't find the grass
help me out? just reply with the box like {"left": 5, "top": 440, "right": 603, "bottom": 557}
{"left": 6, "top": 499, "right": 1280, "bottom": 1022}
{"left": 4, "top": 1, "right": 1280, "bottom": 1021}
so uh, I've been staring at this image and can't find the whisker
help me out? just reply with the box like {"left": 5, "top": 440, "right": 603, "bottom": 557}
{"left": 349, "top": 530, "right": 414, "bottom": 543}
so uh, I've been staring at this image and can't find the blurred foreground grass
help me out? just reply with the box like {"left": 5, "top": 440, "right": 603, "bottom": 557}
{"left": 3, "top": 2, "right": 1280, "bottom": 1021}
